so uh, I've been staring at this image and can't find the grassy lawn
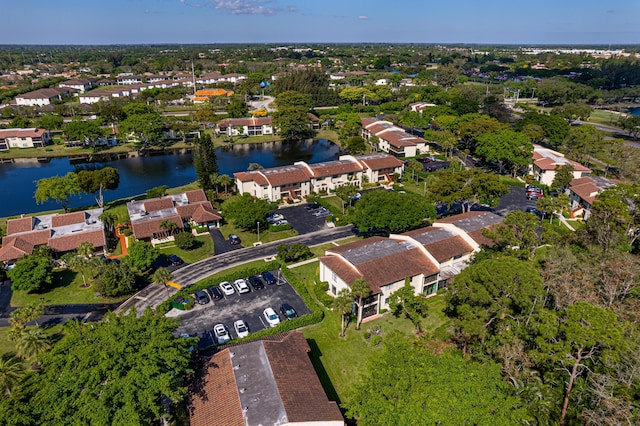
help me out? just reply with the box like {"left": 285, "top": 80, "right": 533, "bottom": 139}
{"left": 10, "top": 269, "right": 128, "bottom": 307}
{"left": 218, "top": 223, "right": 298, "bottom": 246}
{"left": 157, "top": 235, "right": 214, "bottom": 264}
{"left": 588, "top": 109, "right": 623, "bottom": 126}
{"left": 0, "top": 327, "right": 18, "bottom": 358}
{"left": 285, "top": 261, "right": 451, "bottom": 405}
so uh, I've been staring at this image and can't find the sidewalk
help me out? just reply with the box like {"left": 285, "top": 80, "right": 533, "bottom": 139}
{"left": 109, "top": 225, "right": 129, "bottom": 260}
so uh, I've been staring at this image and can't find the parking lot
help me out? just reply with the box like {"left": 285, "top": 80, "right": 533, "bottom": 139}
{"left": 174, "top": 271, "right": 312, "bottom": 348}
{"left": 272, "top": 204, "right": 330, "bottom": 234}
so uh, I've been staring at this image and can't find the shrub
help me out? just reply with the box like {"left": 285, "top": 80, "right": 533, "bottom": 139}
{"left": 269, "top": 223, "right": 292, "bottom": 232}
{"left": 364, "top": 332, "right": 371, "bottom": 340}
{"left": 277, "top": 243, "right": 312, "bottom": 263}
{"left": 370, "top": 335, "right": 382, "bottom": 346}
{"left": 121, "top": 228, "right": 132, "bottom": 236}
{"left": 314, "top": 281, "right": 334, "bottom": 307}
{"left": 174, "top": 231, "right": 196, "bottom": 250}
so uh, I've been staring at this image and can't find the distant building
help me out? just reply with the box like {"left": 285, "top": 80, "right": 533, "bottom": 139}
{"left": 531, "top": 145, "right": 591, "bottom": 186}
{"left": 215, "top": 117, "right": 273, "bottom": 137}
{"left": 567, "top": 176, "right": 616, "bottom": 219}
{"left": 59, "top": 78, "right": 94, "bottom": 93}
{"left": 0, "top": 209, "right": 106, "bottom": 264}
{"left": 193, "top": 88, "right": 234, "bottom": 103}
{"left": 0, "top": 128, "right": 51, "bottom": 150}
{"left": 189, "top": 331, "right": 344, "bottom": 426}
{"left": 361, "top": 118, "right": 429, "bottom": 158}
{"left": 15, "top": 88, "right": 71, "bottom": 106}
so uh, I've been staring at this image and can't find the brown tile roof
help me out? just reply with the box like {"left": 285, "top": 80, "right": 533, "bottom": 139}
{"left": 262, "top": 165, "right": 312, "bottom": 187}
{"left": 0, "top": 237, "right": 34, "bottom": 262}
{"left": 143, "top": 197, "right": 175, "bottom": 212}
{"left": 307, "top": 160, "right": 361, "bottom": 177}
{"left": 358, "top": 248, "right": 438, "bottom": 292}
{"left": 360, "top": 117, "right": 377, "bottom": 127}
{"left": 234, "top": 171, "right": 269, "bottom": 186}
{"left": 48, "top": 229, "right": 106, "bottom": 253}
{"left": 424, "top": 235, "right": 474, "bottom": 263}
{"left": 355, "top": 154, "right": 404, "bottom": 170}
{"left": 16, "top": 88, "right": 67, "bottom": 99}
{"left": 0, "top": 128, "right": 48, "bottom": 140}
{"left": 533, "top": 155, "right": 591, "bottom": 172}
{"left": 3, "top": 229, "right": 51, "bottom": 247}
{"left": 51, "top": 211, "right": 86, "bottom": 228}
{"left": 467, "top": 229, "right": 495, "bottom": 247}
{"left": 217, "top": 117, "right": 272, "bottom": 128}
{"left": 189, "top": 351, "right": 244, "bottom": 426}
{"left": 176, "top": 203, "right": 221, "bottom": 223}
{"left": 435, "top": 211, "right": 487, "bottom": 224}
{"left": 319, "top": 255, "right": 363, "bottom": 285}
{"left": 6, "top": 217, "right": 34, "bottom": 235}
{"left": 264, "top": 332, "right": 343, "bottom": 423}
{"left": 131, "top": 216, "right": 183, "bottom": 240}
{"left": 185, "top": 189, "right": 208, "bottom": 203}
{"left": 379, "top": 131, "right": 420, "bottom": 147}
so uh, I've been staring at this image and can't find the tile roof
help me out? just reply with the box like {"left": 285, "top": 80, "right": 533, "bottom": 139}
{"left": 0, "top": 237, "right": 35, "bottom": 262}
{"left": 261, "top": 164, "right": 312, "bottom": 187}
{"left": 533, "top": 145, "right": 591, "bottom": 172}
{"left": 0, "top": 128, "right": 48, "bottom": 140}
{"left": 130, "top": 216, "right": 183, "bottom": 240}
{"left": 51, "top": 211, "right": 86, "bottom": 228}
{"left": 3, "top": 229, "right": 51, "bottom": 247}
{"left": 217, "top": 117, "right": 273, "bottom": 127}
{"left": 569, "top": 176, "right": 615, "bottom": 204}
{"left": 355, "top": 153, "right": 404, "bottom": 170}
{"left": 6, "top": 217, "right": 34, "bottom": 235}
{"left": 185, "top": 189, "right": 208, "bottom": 203}
{"left": 143, "top": 197, "right": 175, "bottom": 213}
{"left": 16, "top": 88, "right": 67, "bottom": 99}
{"left": 403, "top": 227, "right": 474, "bottom": 262}
{"left": 48, "top": 229, "right": 106, "bottom": 253}
{"left": 307, "top": 160, "right": 361, "bottom": 177}
{"left": 192, "top": 204, "right": 222, "bottom": 223}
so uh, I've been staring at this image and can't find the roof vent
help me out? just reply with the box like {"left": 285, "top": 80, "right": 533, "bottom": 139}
{"left": 233, "top": 365, "right": 240, "bottom": 370}
{"left": 239, "top": 388, "right": 246, "bottom": 394}
{"left": 230, "top": 352, "right": 235, "bottom": 358}
{"left": 243, "top": 407, "right": 248, "bottom": 413}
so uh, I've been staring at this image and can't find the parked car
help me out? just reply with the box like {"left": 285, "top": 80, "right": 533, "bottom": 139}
{"left": 266, "top": 213, "right": 284, "bottom": 224}
{"left": 213, "top": 323, "right": 230, "bottom": 344}
{"left": 305, "top": 202, "right": 321, "bottom": 210}
{"left": 194, "top": 289, "right": 210, "bottom": 305}
{"left": 263, "top": 307, "right": 280, "bottom": 327}
{"left": 167, "top": 254, "right": 183, "bottom": 266}
{"left": 248, "top": 275, "right": 265, "bottom": 290}
{"left": 233, "top": 320, "right": 249, "bottom": 338}
{"left": 273, "top": 219, "right": 288, "bottom": 226}
{"left": 527, "top": 192, "right": 543, "bottom": 200}
{"left": 219, "top": 281, "right": 235, "bottom": 296}
{"left": 280, "top": 303, "right": 297, "bottom": 320}
{"left": 312, "top": 207, "right": 331, "bottom": 217}
{"left": 233, "top": 278, "right": 250, "bottom": 294}
{"left": 207, "top": 286, "right": 223, "bottom": 300}
{"left": 525, "top": 207, "right": 542, "bottom": 218}
{"left": 229, "top": 234, "right": 241, "bottom": 245}
{"left": 261, "top": 271, "right": 277, "bottom": 285}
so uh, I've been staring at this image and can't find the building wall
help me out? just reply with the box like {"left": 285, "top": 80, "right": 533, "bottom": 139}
{"left": 16, "top": 97, "right": 52, "bottom": 106}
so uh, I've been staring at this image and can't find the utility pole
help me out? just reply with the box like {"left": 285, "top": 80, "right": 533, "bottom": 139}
{"left": 191, "top": 61, "right": 196, "bottom": 95}
{"left": 257, "top": 221, "right": 260, "bottom": 242}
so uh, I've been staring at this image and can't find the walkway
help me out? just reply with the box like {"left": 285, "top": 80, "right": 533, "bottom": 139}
{"left": 108, "top": 225, "right": 129, "bottom": 259}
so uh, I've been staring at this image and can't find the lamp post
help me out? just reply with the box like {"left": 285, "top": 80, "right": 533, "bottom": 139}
{"left": 257, "top": 221, "right": 260, "bottom": 242}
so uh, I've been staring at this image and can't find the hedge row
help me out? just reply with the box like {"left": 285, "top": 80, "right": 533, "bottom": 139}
{"left": 156, "top": 260, "right": 282, "bottom": 315}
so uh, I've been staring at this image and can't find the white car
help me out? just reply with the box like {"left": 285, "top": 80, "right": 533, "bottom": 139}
{"left": 219, "top": 281, "right": 235, "bottom": 296}
{"left": 266, "top": 213, "right": 284, "bottom": 224}
{"left": 213, "top": 323, "right": 230, "bottom": 344}
{"left": 234, "top": 278, "right": 250, "bottom": 294}
{"left": 233, "top": 320, "right": 249, "bottom": 338}
{"left": 263, "top": 307, "right": 280, "bottom": 328}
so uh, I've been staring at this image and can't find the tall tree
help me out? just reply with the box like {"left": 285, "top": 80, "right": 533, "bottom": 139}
{"left": 7, "top": 254, "right": 54, "bottom": 293}
{"left": 551, "top": 164, "right": 575, "bottom": 191}
{"left": 350, "top": 279, "right": 371, "bottom": 330}
{"left": 222, "top": 194, "right": 274, "bottom": 231}
{"left": 152, "top": 267, "right": 171, "bottom": 287}
{"left": 0, "top": 353, "right": 24, "bottom": 397}
{"left": 75, "top": 167, "right": 120, "bottom": 208}
{"left": 227, "top": 97, "right": 248, "bottom": 118}
{"left": 124, "top": 241, "right": 159, "bottom": 273}
{"left": 430, "top": 168, "right": 508, "bottom": 212}
{"left": 192, "top": 132, "right": 219, "bottom": 190}
{"left": 94, "top": 262, "right": 137, "bottom": 297}
{"left": 34, "top": 172, "right": 80, "bottom": 212}
{"left": 436, "top": 64, "right": 460, "bottom": 90}
{"left": 332, "top": 289, "right": 353, "bottom": 337}
{"left": 389, "top": 281, "right": 430, "bottom": 333}
{"left": 475, "top": 129, "right": 533, "bottom": 176}
{"left": 16, "top": 328, "right": 51, "bottom": 360}
{"left": 351, "top": 191, "right": 436, "bottom": 233}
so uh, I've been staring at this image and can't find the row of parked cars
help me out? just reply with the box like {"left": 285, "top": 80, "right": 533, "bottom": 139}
{"left": 193, "top": 271, "right": 279, "bottom": 304}
{"left": 526, "top": 184, "right": 545, "bottom": 201}
{"left": 212, "top": 304, "right": 298, "bottom": 344}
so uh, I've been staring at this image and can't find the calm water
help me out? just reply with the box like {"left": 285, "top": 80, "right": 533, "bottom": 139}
{"left": 0, "top": 139, "right": 339, "bottom": 217}
{"left": 629, "top": 107, "right": 640, "bottom": 117}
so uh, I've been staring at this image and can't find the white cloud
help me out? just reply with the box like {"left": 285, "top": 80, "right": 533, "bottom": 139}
{"left": 358, "top": 15, "right": 368, "bottom": 20}
{"left": 179, "top": 0, "right": 297, "bottom": 15}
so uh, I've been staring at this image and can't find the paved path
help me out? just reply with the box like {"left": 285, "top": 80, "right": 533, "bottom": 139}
{"left": 114, "top": 225, "right": 355, "bottom": 316}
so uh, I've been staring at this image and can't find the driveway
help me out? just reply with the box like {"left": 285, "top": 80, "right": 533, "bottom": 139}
{"left": 209, "top": 228, "right": 243, "bottom": 255}
{"left": 273, "top": 205, "right": 329, "bottom": 235}
{"left": 495, "top": 186, "right": 537, "bottom": 216}
{"left": 173, "top": 272, "right": 311, "bottom": 348}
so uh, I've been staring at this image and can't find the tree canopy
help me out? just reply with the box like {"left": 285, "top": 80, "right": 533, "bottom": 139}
{"left": 351, "top": 190, "right": 435, "bottom": 233}
{"left": 222, "top": 193, "right": 274, "bottom": 231}
{"left": 475, "top": 129, "right": 533, "bottom": 176}
{"left": 75, "top": 167, "right": 120, "bottom": 208}
{"left": 192, "top": 132, "right": 219, "bottom": 191}
{"left": 8, "top": 254, "right": 54, "bottom": 293}
{"left": 34, "top": 172, "right": 80, "bottom": 212}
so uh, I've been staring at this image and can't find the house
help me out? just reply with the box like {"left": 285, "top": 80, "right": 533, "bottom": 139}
{"left": 567, "top": 176, "right": 615, "bottom": 219}
{"left": 329, "top": 71, "right": 369, "bottom": 80}
{"left": 319, "top": 211, "right": 502, "bottom": 318}
{"left": 0, "top": 209, "right": 107, "bottom": 264}
{"left": 361, "top": 118, "right": 428, "bottom": 157}
{"left": 409, "top": 102, "right": 437, "bottom": 113}
{"left": 127, "top": 190, "right": 221, "bottom": 242}
{"left": 215, "top": 117, "right": 273, "bottom": 137}
{"left": 117, "top": 75, "right": 143, "bottom": 85}
{"left": 234, "top": 153, "right": 403, "bottom": 202}
{"left": 59, "top": 78, "right": 94, "bottom": 93}
{"left": 193, "top": 88, "right": 234, "bottom": 103}
{"left": 188, "top": 331, "right": 344, "bottom": 426}
{"left": 0, "top": 128, "right": 51, "bottom": 150}
{"left": 531, "top": 145, "right": 591, "bottom": 186}
{"left": 15, "top": 88, "right": 71, "bottom": 106}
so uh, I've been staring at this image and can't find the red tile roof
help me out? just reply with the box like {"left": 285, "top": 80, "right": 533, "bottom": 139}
{"left": 234, "top": 171, "right": 269, "bottom": 186}
{"left": 423, "top": 236, "right": 474, "bottom": 262}
{"left": 176, "top": 203, "right": 221, "bottom": 223}
{"left": 308, "top": 160, "right": 361, "bottom": 177}
{"left": 6, "top": 217, "right": 34, "bottom": 235}
{"left": 185, "top": 189, "right": 208, "bottom": 203}
{"left": 130, "top": 216, "right": 183, "bottom": 240}
{"left": 217, "top": 117, "right": 272, "bottom": 128}
{"left": 51, "top": 211, "right": 86, "bottom": 228}
{"left": 143, "top": 198, "right": 175, "bottom": 212}
{"left": 48, "top": 229, "right": 106, "bottom": 253}
{"left": 0, "top": 128, "right": 48, "bottom": 140}
{"left": 262, "top": 165, "right": 312, "bottom": 187}
{"left": 0, "top": 237, "right": 34, "bottom": 262}
{"left": 356, "top": 154, "right": 404, "bottom": 170}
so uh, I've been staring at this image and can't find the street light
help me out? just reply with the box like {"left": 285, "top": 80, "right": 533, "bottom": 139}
{"left": 257, "top": 221, "right": 260, "bottom": 242}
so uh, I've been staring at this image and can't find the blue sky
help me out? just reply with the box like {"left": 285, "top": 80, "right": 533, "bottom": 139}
{"left": 2, "top": 0, "right": 638, "bottom": 45}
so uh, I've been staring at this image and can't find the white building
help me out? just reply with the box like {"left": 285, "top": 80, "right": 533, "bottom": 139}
{"left": 531, "top": 145, "right": 591, "bottom": 186}
{"left": 361, "top": 118, "right": 428, "bottom": 157}
{"left": 15, "top": 88, "right": 71, "bottom": 106}
{"left": 0, "top": 128, "right": 51, "bottom": 150}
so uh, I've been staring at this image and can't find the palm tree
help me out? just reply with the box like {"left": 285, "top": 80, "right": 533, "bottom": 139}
{"left": 217, "top": 174, "right": 234, "bottom": 197}
{"left": 9, "top": 302, "right": 44, "bottom": 328}
{"left": 160, "top": 220, "right": 177, "bottom": 237}
{"left": 351, "top": 279, "right": 371, "bottom": 330}
{"left": 16, "top": 328, "right": 50, "bottom": 360}
{"left": 99, "top": 211, "right": 117, "bottom": 234}
{"left": 152, "top": 267, "right": 171, "bottom": 287}
{"left": 62, "top": 253, "right": 90, "bottom": 287}
{"left": 332, "top": 289, "right": 353, "bottom": 337}
{"left": 76, "top": 241, "right": 95, "bottom": 259}
{"left": 0, "top": 353, "right": 25, "bottom": 396}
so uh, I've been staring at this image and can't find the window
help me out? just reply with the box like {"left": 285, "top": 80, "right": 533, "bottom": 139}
{"left": 384, "top": 297, "right": 390, "bottom": 305}
{"left": 423, "top": 283, "right": 437, "bottom": 296}
{"left": 331, "top": 285, "right": 337, "bottom": 295}
{"left": 331, "top": 271, "right": 337, "bottom": 282}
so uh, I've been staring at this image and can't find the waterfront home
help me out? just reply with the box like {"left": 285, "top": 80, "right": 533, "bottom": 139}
{"left": 0, "top": 209, "right": 107, "bottom": 264}
{"left": 215, "top": 117, "right": 273, "bottom": 137}
{"left": 0, "top": 128, "right": 51, "bottom": 150}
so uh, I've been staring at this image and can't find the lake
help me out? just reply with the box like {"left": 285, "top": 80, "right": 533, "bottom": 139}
{"left": 629, "top": 107, "right": 640, "bottom": 117}
{"left": 0, "top": 139, "right": 339, "bottom": 218}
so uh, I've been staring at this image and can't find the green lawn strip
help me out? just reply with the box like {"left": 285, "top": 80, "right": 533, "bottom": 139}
{"left": 218, "top": 223, "right": 298, "bottom": 246}
{"left": 588, "top": 109, "right": 622, "bottom": 126}
{"left": 0, "top": 324, "right": 64, "bottom": 361}
{"left": 157, "top": 235, "right": 214, "bottom": 264}
{"left": 10, "top": 269, "right": 128, "bottom": 307}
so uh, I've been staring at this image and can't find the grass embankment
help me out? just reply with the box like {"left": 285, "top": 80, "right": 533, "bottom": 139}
{"left": 588, "top": 109, "right": 624, "bottom": 126}
{"left": 157, "top": 235, "right": 214, "bottom": 264}
{"left": 10, "top": 269, "right": 129, "bottom": 307}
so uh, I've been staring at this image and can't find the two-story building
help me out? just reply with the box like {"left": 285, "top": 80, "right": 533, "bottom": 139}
{"left": 531, "top": 145, "right": 591, "bottom": 186}
{"left": 215, "top": 117, "right": 273, "bottom": 137}
{"left": 361, "top": 118, "right": 428, "bottom": 158}
{"left": 15, "top": 88, "right": 71, "bottom": 106}
{"left": 0, "top": 128, "right": 51, "bottom": 150}
{"left": 59, "top": 78, "right": 94, "bottom": 93}
{"left": 319, "top": 211, "right": 502, "bottom": 318}
{"left": 567, "top": 176, "right": 616, "bottom": 219}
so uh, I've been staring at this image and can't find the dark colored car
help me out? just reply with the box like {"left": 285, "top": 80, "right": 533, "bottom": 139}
{"left": 280, "top": 303, "right": 297, "bottom": 320}
{"left": 167, "top": 254, "right": 183, "bottom": 266}
{"left": 305, "top": 202, "right": 321, "bottom": 210}
{"left": 229, "top": 234, "right": 241, "bottom": 245}
{"left": 248, "top": 275, "right": 265, "bottom": 290}
{"left": 207, "top": 286, "right": 223, "bottom": 300}
{"left": 261, "top": 271, "right": 277, "bottom": 285}
{"left": 194, "top": 289, "right": 210, "bottom": 305}
{"left": 527, "top": 193, "right": 542, "bottom": 201}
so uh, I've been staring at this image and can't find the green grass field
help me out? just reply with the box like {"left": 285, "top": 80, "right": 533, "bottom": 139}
{"left": 588, "top": 109, "right": 623, "bottom": 126}
{"left": 157, "top": 235, "right": 214, "bottom": 264}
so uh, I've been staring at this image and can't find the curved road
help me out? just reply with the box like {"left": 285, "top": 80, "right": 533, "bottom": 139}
{"left": 114, "top": 225, "right": 355, "bottom": 316}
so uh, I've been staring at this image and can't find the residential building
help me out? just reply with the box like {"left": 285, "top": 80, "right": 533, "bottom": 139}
{"left": 329, "top": 71, "right": 369, "bottom": 80}
{"left": 117, "top": 75, "right": 143, "bottom": 85}
{"left": 319, "top": 211, "right": 502, "bottom": 318}
{"left": 0, "top": 209, "right": 107, "bottom": 264}
{"left": 0, "top": 128, "right": 51, "bottom": 150}
{"left": 234, "top": 153, "right": 404, "bottom": 202}
{"left": 127, "top": 190, "right": 221, "bottom": 242}
{"left": 193, "top": 88, "right": 234, "bottom": 103}
{"left": 15, "top": 88, "right": 71, "bottom": 106}
{"left": 531, "top": 145, "right": 591, "bottom": 186}
{"left": 409, "top": 102, "right": 437, "bottom": 113}
{"left": 361, "top": 118, "right": 428, "bottom": 157}
{"left": 59, "top": 78, "right": 94, "bottom": 93}
{"left": 215, "top": 117, "right": 273, "bottom": 137}
{"left": 567, "top": 176, "right": 615, "bottom": 219}
{"left": 189, "top": 331, "right": 344, "bottom": 426}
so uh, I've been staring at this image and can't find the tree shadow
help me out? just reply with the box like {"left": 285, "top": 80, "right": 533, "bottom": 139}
{"left": 305, "top": 338, "right": 341, "bottom": 406}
